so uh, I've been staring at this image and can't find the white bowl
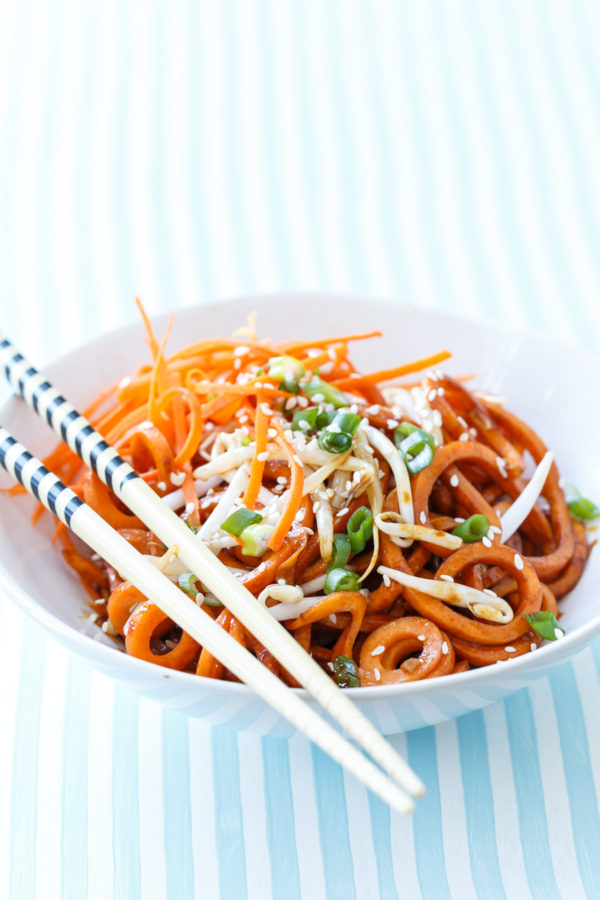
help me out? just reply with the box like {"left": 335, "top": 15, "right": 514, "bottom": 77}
{"left": 1, "top": 294, "right": 599, "bottom": 736}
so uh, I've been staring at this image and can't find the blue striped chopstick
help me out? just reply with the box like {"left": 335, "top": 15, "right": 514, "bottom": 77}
{"left": 0, "top": 423, "right": 418, "bottom": 815}
{"left": 0, "top": 332, "right": 425, "bottom": 803}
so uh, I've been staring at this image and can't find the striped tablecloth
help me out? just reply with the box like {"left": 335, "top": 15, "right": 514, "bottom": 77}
{"left": 1, "top": 2, "right": 600, "bottom": 897}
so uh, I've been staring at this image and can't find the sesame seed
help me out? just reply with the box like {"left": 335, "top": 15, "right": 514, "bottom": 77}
{"left": 382, "top": 574, "right": 391, "bottom": 587}
{"left": 233, "top": 358, "right": 242, "bottom": 370}
{"left": 482, "top": 536, "right": 492, "bottom": 548}
{"left": 119, "top": 375, "right": 131, "bottom": 389}
{"left": 312, "top": 501, "right": 321, "bottom": 514}
{"left": 504, "top": 646, "right": 516, "bottom": 653}
{"left": 441, "top": 641, "right": 449, "bottom": 655}
{"left": 457, "top": 416, "right": 468, "bottom": 428}
{"left": 459, "top": 432, "right": 470, "bottom": 442}
{"left": 387, "top": 418, "right": 399, "bottom": 429}
{"left": 427, "top": 389, "right": 437, "bottom": 402}
{"left": 530, "top": 642, "right": 537, "bottom": 652}
{"left": 295, "top": 509, "right": 305, "bottom": 522}
{"left": 298, "top": 420, "right": 311, "bottom": 431}
{"left": 432, "top": 410, "right": 443, "bottom": 427}
{"left": 267, "top": 428, "right": 277, "bottom": 438}
{"left": 234, "top": 345, "right": 250, "bottom": 356}
{"left": 367, "top": 404, "right": 381, "bottom": 414}
{"left": 496, "top": 456, "right": 508, "bottom": 478}
{"left": 277, "top": 476, "right": 288, "bottom": 485}
{"left": 454, "top": 517, "right": 465, "bottom": 523}
{"left": 170, "top": 471, "right": 186, "bottom": 486}
{"left": 374, "top": 669, "right": 381, "bottom": 682}
{"left": 337, "top": 507, "right": 349, "bottom": 516}
{"left": 259, "top": 403, "right": 273, "bottom": 416}
{"left": 185, "top": 502, "right": 195, "bottom": 515}
{"left": 514, "top": 553, "right": 524, "bottom": 570}
{"left": 489, "top": 525, "right": 502, "bottom": 534}
{"left": 238, "top": 413, "right": 249, "bottom": 424}
{"left": 350, "top": 404, "right": 359, "bottom": 414}
{"left": 449, "top": 474, "right": 459, "bottom": 487}
{"left": 329, "top": 614, "right": 337, "bottom": 625}
{"left": 419, "top": 511, "right": 427, "bottom": 524}
{"left": 371, "top": 645, "right": 385, "bottom": 656}
{"left": 311, "top": 393, "right": 325, "bottom": 404}
{"left": 157, "top": 481, "right": 166, "bottom": 491}
{"left": 418, "top": 634, "right": 426, "bottom": 641}
{"left": 439, "top": 574, "right": 454, "bottom": 583}
{"left": 257, "top": 451, "right": 269, "bottom": 462}
{"left": 345, "top": 481, "right": 353, "bottom": 492}
{"left": 327, "top": 662, "right": 334, "bottom": 672}
{"left": 437, "top": 387, "right": 445, "bottom": 397}
{"left": 297, "top": 396, "right": 309, "bottom": 408}
{"left": 255, "top": 562, "right": 267, "bottom": 574}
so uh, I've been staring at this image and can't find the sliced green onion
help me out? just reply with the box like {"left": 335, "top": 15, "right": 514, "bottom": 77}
{"left": 564, "top": 484, "right": 600, "bottom": 520}
{"left": 330, "top": 411, "right": 361, "bottom": 436}
{"left": 240, "top": 523, "right": 275, "bottom": 557}
{"left": 347, "top": 506, "right": 374, "bottom": 554}
{"left": 185, "top": 521, "right": 198, "bottom": 534}
{"left": 324, "top": 567, "right": 360, "bottom": 593}
{"left": 330, "top": 533, "right": 351, "bottom": 570}
{"left": 221, "top": 507, "right": 263, "bottom": 536}
{"left": 316, "top": 409, "right": 337, "bottom": 429}
{"left": 317, "top": 431, "right": 353, "bottom": 454}
{"left": 332, "top": 655, "right": 361, "bottom": 688}
{"left": 395, "top": 426, "right": 436, "bottom": 475}
{"left": 178, "top": 572, "right": 198, "bottom": 597}
{"left": 268, "top": 355, "right": 306, "bottom": 382}
{"left": 240, "top": 436, "right": 252, "bottom": 446}
{"left": 451, "top": 514, "right": 490, "bottom": 543}
{"left": 281, "top": 375, "right": 300, "bottom": 394}
{"left": 525, "top": 610, "right": 565, "bottom": 641}
{"left": 303, "top": 376, "right": 348, "bottom": 408}
{"left": 291, "top": 407, "right": 320, "bottom": 432}
{"left": 203, "top": 595, "right": 224, "bottom": 609}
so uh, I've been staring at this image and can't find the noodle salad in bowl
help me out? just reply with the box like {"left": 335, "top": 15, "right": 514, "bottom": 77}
{"left": 20, "top": 300, "right": 596, "bottom": 691}
{"left": 2, "top": 295, "right": 599, "bottom": 733}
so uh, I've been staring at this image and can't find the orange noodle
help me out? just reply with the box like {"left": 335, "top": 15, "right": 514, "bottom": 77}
{"left": 33, "top": 305, "right": 596, "bottom": 688}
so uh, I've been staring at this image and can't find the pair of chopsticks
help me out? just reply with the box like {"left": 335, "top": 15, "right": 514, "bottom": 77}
{"left": 0, "top": 332, "right": 424, "bottom": 814}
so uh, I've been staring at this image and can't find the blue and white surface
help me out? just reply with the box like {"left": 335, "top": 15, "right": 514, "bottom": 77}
{"left": 1, "top": 1, "right": 600, "bottom": 897}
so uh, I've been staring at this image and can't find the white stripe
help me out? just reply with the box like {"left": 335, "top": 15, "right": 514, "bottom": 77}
{"left": 528, "top": 677, "right": 588, "bottom": 898}
{"left": 138, "top": 697, "right": 168, "bottom": 900}
{"left": 0, "top": 603, "right": 25, "bottom": 894}
{"left": 435, "top": 720, "right": 478, "bottom": 900}
{"left": 571, "top": 648, "right": 600, "bottom": 808}
{"left": 389, "top": 733, "right": 421, "bottom": 894}
{"left": 86, "top": 671, "right": 115, "bottom": 900}
{"left": 237, "top": 732, "right": 273, "bottom": 899}
{"left": 287, "top": 735, "right": 327, "bottom": 900}
{"left": 188, "top": 719, "right": 220, "bottom": 900}
{"left": 342, "top": 763, "right": 380, "bottom": 900}
{"left": 483, "top": 704, "right": 532, "bottom": 899}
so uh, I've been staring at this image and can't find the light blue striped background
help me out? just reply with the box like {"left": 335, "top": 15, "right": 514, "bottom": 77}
{"left": 1, "top": 1, "right": 600, "bottom": 897}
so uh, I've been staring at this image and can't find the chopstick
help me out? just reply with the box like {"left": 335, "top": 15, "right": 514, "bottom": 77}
{"left": 0, "top": 333, "right": 425, "bottom": 802}
{"left": 0, "top": 426, "right": 415, "bottom": 815}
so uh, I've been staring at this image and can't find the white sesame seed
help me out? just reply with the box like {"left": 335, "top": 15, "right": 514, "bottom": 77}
{"left": 530, "top": 642, "right": 537, "bottom": 652}
{"left": 327, "top": 662, "right": 334, "bottom": 672}
{"left": 382, "top": 574, "right": 391, "bottom": 587}
{"left": 157, "top": 481, "right": 166, "bottom": 492}
{"left": 441, "top": 641, "right": 449, "bottom": 655}
{"left": 297, "top": 396, "right": 309, "bottom": 408}
{"left": 329, "top": 614, "right": 337, "bottom": 625}
{"left": 263, "top": 383, "right": 276, "bottom": 391}
{"left": 233, "top": 358, "right": 242, "bottom": 370}
{"left": 257, "top": 451, "right": 269, "bottom": 462}
{"left": 439, "top": 574, "right": 454, "bottom": 583}
{"left": 345, "top": 481, "right": 353, "bottom": 492}
{"left": 298, "top": 419, "right": 311, "bottom": 431}
{"left": 514, "top": 553, "right": 524, "bottom": 570}
{"left": 418, "top": 634, "right": 426, "bottom": 641}
{"left": 489, "top": 525, "right": 502, "bottom": 535}
{"left": 482, "top": 536, "right": 492, "bottom": 548}
{"left": 170, "top": 471, "right": 186, "bottom": 486}
{"left": 295, "top": 509, "right": 305, "bottom": 522}
{"left": 387, "top": 418, "right": 399, "bottom": 429}
{"left": 367, "top": 404, "right": 381, "bottom": 414}
{"left": 496, "top": 456, "right": 508, "bottom": 478}
{"left": 238, "top": 413, "right": 249, "bottom": 424}
{"left": 374, "top": 669, "right": 381, "bottom": 681}
{"left": 427, "top": 389, "right": 437, "bottom": 402}
{"left": 419, "top": 511, "right": 427, "bottom": 524}
{"left": 432, "top": 410, "right": 443, "bottom": 427}
{"left": 276, "top": 476, "right": 288, "bottom": 485}
{"left": 311, "top": 393, "right": 325, "bottom": 404}
{"left": 449, "top": 474, "right": 459, "bottom": 487}
{"left": 337, "top": 507, "right": 349, "bottom": 517}
{"left": 267, "top": 428, "right": 277, "bottom": 439}
{"left": 454, "top": 517, "right": 465, "bottom": 524}
{"left": 371, "top": 645, "right": 385, "bottom": 657}
{"left": 504, "top": 646, "right": 516, "bottom": 653}
{"left": 185, "top": 502, "right": 195, "bottom": 515}
{"left": 457, "top": 416, "right": 468, "bottom": 428}
{"left": 255, "top": 562, "right": 267, "bottom": 574}
{"left": 233, "top": 345, "right": 250, "bottom": 357}
{"left": 119, "top": 375, "right": 131, "bottom": 389}
{"left": 259, "top": 403, "right": 273, "bottom": 416}
{"left": 312, "top": 501, "right": 321, "bottom": 514}
{"left": 437, "top": 387, "right": 445, "bottom": 397}
{"left": 459, "top": 432, "right": 470, "bottom": 442}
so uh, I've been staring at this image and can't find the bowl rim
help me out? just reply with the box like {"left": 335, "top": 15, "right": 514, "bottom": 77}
{"left": 1, "top": 291, "right": 599, "bottom": 701}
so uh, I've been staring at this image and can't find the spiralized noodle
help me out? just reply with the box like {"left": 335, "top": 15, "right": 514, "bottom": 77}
{"left": 37, "top": 309, "right": 594, "bottom": 687}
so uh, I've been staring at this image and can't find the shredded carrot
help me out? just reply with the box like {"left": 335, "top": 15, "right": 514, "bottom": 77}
{"left": 267, "top": 417, "right": 304, "bottom": 552}
{"left": 243, "top": 395, "right": 269, "bottom": 510}
{"left": 331, "top": 350, "right": 452, "bottom": 389}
